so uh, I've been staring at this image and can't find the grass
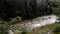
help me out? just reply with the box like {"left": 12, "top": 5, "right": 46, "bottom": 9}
{"left": 33, "top": 23, "right": 60, "bottom": 34}
{"left": 11, "top": 22, "right": 60, "bottom": 34}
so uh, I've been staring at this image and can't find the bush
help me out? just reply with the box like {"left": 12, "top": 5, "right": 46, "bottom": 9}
{"left": 54, "top": 27, "right": 60, "bottom": 34}
{"left": 0, "top": 19, "right": 9, "bottom": 34}
{"left": 52, "top": 7, "right": 60, "bottom": 14}
{"left": 10, "top": 16, "right": 22, "bottom": 24}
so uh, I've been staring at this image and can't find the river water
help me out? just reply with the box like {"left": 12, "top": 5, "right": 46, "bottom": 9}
{"left": 25, "top": 15, "right": 59, "bottom": 29}
{"left": 9, "top": 14, "right": 59, "bottom": 34}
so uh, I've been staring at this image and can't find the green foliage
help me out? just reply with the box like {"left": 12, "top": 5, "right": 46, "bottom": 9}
{"left": 33, "top": 23, "right": 60, "bottom": 34}
{"left": 21, "top": 31, "right": 31, "bottom": 34}
{"left": 11, "top": 26, "right": 27, "bottom": 31}
{"left": 54, "top": 27, "right": 60, "bottom": 34}
{"left": 52, "top": 7, "right": 60, "bottom": 14}
{"left": 21, "top": 31, "right": 27, "bottom": 34}
{"left": 12, "top": 26, "right": 28, "bottom": 34}
{"left": 10, "top": 16, "right": 22, "bottom": 24}
{"left": 0, "top": 19, "right": 9, "bottom": 34}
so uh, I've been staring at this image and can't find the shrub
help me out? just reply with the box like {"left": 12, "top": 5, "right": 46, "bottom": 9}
{"left": 10, "top": 16, "right": 22, "bottom": 24}
{"left": 54, "top": 27, "right": 60, "bottom": 34}
{"left": 52, "top": 7, "right": 60, "bottom": 14}
{"left": 0, "top": 19, "right": 9, "bottom": 34}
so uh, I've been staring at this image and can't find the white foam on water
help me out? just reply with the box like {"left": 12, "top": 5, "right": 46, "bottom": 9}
{"left": 9, "top": 30, "right": 14, "bottom": 34}
{"left": 26, "top": 15, "right": 59, "bottom": 29}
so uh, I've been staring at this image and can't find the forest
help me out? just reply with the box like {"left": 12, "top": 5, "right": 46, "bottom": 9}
{"left": 0, "top": 0, "right": 60, "bottom": 21}
{"left": 0, "top": 0, "right": 60, "bottom": 34}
